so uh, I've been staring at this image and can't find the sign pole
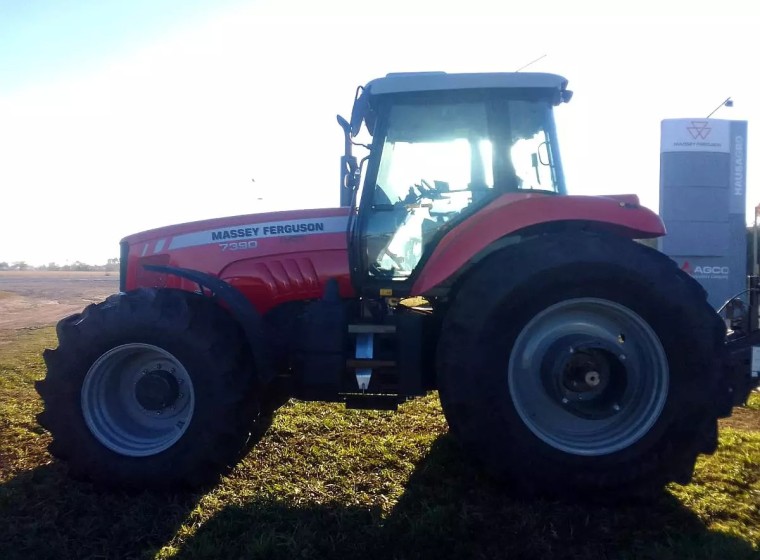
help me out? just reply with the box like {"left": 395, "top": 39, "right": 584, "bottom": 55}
{"left": 755, "top": 204, "right": 760, "bottom": 276}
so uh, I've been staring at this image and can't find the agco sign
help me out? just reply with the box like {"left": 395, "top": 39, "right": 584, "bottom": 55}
{"left": 695, "top": 266, "right": 729, "bottom": 275}
{"left": 681, "top": 261, "right": 730, "bottom": 279}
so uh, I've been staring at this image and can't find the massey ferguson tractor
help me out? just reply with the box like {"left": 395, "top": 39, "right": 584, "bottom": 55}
{"left": 35, "top": 72, "right": 759, "bottom": 499}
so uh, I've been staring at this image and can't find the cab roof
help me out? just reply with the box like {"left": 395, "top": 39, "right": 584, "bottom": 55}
{"left": 363, "top": 72, "right": 569, "bottom": 96}
{"left": 349, "top": 71, "right": 572, "bottom": 136}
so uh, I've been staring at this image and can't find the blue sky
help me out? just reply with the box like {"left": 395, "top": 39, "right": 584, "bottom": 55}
{"left": 0, "top": 0, "right": 758, "bottom": 265}
{"left": 0, "top": 0, "right": 244, "bottom": 92}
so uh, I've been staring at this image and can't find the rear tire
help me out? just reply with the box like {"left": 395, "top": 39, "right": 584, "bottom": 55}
{"left": 437, "top": 232, "right": 725, "bottom": 500}
{"left": 36, "top": 288, "right": 262, "bottom": 490}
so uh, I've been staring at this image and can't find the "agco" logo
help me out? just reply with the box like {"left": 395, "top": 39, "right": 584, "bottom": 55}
{"left": 694, "top": 266, "right": 730, "bottom": 275}
{"left": 680, "top": 261, "right": 730, "bottom": 277}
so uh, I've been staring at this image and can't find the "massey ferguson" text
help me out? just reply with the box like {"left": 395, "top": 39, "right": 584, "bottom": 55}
{"left": 210, "top": 221, "right": 326, "bottom": 241}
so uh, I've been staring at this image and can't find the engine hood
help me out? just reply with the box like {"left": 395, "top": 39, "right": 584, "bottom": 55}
{"left": 121, "top": 207, "right": 350, "bottom": 247}
{"left": 120, "top": 206, "right": 353, "bottom": 312}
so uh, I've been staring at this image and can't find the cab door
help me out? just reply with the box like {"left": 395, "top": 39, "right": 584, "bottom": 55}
{"left": 356, "top": 97, "right": 494, "bottom": 291}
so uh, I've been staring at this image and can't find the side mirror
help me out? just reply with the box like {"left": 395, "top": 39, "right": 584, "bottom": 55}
{"left": 350, "top": 88, "right": 369, "bottom": 136}
{"left": 337, "top": 114, "right": 351, "bottom": 134}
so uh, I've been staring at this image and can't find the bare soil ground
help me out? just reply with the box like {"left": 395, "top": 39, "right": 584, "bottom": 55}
{"left": 0, "top": 271, "right": 119, "bottom": 335}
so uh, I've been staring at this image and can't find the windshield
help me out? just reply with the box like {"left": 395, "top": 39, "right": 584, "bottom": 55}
{"left": 374, "top": 102, "right": 491, "bottom": 203}
{"left": 363, "top": 97, "right": 561, "bottom": 279}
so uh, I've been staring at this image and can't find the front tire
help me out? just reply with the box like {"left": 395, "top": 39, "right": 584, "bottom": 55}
{"left": 437, "top": 232, "right": 726, "bottom": 500}
{"left": 36, "top": 288, "right": 261, "bottom": 490}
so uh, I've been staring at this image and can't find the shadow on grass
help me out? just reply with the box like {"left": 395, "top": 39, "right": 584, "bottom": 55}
{"left": 171, "top": 435, "right": 757, "bottom": 560}
{"left": 0, "top": 462, "right": 203, "bottom": 560}
{"left": 0, "top": 436, "right": 756, "bottom": 560}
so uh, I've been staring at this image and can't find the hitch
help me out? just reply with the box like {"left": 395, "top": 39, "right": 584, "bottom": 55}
{"left": 720, "top": 275, "right": 760, "bottom": 414}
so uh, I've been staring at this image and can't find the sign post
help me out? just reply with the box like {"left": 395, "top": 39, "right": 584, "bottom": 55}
{"left": 754, "top": 204, "right": 760, "bottom": 276}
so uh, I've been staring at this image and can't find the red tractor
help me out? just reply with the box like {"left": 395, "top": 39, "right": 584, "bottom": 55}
{"left": 36, "top": 72, "right": 759, "bottom": 499}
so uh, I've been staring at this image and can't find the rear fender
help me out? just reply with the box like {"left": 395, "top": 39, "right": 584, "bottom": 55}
{"left": 411, "top": 194, "right": 666, "bottom": 296}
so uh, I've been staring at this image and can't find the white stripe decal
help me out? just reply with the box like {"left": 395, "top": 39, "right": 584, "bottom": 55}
{"left": 140, "top": 244, "right": 148, "bottom": 257}
{"left": 168, "top": 216, "right": 349, "bottom": 251}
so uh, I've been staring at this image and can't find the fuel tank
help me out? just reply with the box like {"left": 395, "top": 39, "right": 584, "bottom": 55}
{"left": 121, "top": 208, "right": 353, "bottom": 313}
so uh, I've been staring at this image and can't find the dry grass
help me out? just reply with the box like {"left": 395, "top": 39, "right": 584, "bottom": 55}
{"left": 0, "top": 328, "right": 758, "bottom": 559}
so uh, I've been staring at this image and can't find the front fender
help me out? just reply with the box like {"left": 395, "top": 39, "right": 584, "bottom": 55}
{"left": 411, "top": 193, "right": 665, "bottom": 295}
{"left": 143, "top": 265, "right": 275, "bottom": 383}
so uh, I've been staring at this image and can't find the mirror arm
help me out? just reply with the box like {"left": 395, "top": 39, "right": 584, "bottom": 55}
{"left": 337, "top": 115, "right": 358, "bottom": 207}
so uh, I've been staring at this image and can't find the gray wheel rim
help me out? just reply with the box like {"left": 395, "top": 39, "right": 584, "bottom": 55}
{"left": 81, "top": 343, "right": 195, "bottom": 457}
{"left": 508, "top": 298, "right": 669, "bottom": 456}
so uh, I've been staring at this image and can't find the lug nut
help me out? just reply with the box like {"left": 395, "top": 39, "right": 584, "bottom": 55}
{"left": 619, "top": 354, "right": 626, "bottom": 361}
{"left": 613, "top": 403, "right": 621, "bottom": 412}
{"left": 562, "top": 397, "right": 569, "bottom": 404}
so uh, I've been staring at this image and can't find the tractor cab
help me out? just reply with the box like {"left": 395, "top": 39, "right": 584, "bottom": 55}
{"left": 338, "top": 72, "right": 573, "bottom": 288}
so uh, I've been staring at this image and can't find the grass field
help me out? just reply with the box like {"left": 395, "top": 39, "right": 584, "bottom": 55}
{"left": 1, "top": 327, "right": 759, "bottom": 560}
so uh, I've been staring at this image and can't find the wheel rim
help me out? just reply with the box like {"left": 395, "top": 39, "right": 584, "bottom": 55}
{"left": 81, "top": 343, "right": 195, "bottom": 457}
{"left": 508, "top": 298, "right": 669, "bottom": 456}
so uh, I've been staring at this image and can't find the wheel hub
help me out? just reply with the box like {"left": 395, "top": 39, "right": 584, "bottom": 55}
{"left": 564, "top": 348, "right": 618, "bottom": 393}
{"left": 561, "top": 349, "right": 612, "bottom": 394}
{"left": 135, "top": 368, "right": 180, "bottom": 411}
{"left": 542, "top": 342, "right": 626, "bottom": 420}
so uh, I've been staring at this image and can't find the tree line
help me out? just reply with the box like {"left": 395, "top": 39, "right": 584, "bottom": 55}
{"left": 0, "top": 258, "right": 120, "bottom": 272}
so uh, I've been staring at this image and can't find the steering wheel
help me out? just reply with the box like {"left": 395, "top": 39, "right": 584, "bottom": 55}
{"left": 417, "top": 179, "right": 440, "bottom": 199}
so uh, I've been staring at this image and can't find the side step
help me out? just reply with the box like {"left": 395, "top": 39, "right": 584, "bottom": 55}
{"left": 344, "top": 394, "right": 400, "bottom": 411}
{"left": 348, "top": 325, "right": 399, "bottom": 391}
{"left": 344, "top": 317, "right": 423, "bottom": 398}
{"left": 346, "top": 359, "right": 397, "bottom": 369}
{"left": 348, "top": 324, "right": 397, "bottom": 334}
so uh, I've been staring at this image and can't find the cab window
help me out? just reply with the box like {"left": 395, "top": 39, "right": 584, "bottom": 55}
{"left": 365, "top": 102, "right": 492, "bottom": 278}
